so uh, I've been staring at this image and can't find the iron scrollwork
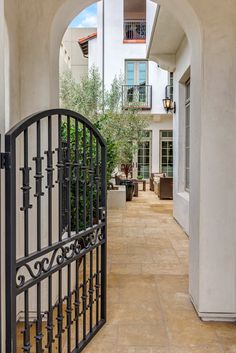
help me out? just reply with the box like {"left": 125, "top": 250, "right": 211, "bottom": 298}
{"left": 16, "top": 228, "right": 104, "bottom": 290}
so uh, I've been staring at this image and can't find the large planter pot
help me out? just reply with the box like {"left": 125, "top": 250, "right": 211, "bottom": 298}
{"left": 107, "top": 185, "right": 126, "bottom": 209}
{"left": 120, "top": 180, "right": 135, "bottom": 201}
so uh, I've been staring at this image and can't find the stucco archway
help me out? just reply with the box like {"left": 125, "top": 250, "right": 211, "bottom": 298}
{"left": 49, "top": 0, "right": 203, "bottom": 316}
{"left": 49, "top": 0, "right": 202, "bottom": 107}
{"left": 3, "top": 0, "right": 236, "bottom": 324}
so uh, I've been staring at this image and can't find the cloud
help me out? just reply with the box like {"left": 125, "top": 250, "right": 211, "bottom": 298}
{"left": 77, "top": 14, "right": 97, "bottom": 28}
{"left": 70, "top": 4, "right": 97, "bottom": 28}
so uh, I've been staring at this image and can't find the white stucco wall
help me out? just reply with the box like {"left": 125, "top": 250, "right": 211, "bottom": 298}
{"left": 60, "top": 28, "right": 97, "bottom": 81}
{"left": 146, "top": 0, "right": 158, "bottom": 49}
{"left": 59, "top": 43, "right": 72, "bottom": 73}
{"left": 88, "top": 37, "right": 98, "bottom": 69}
{"left": 94, "top": 0, "right": 172, "bottom": 178}
{"left": 173, "top": 36, "right": 190, "bottom": 235}
{"left": 96, "top": 0, "right": 168, "bottom": 116}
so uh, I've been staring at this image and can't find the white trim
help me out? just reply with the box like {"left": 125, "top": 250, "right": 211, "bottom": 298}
{"left": 190, "top": 296, "right": 236, "bottom": 322}
{"left": 146, "top": 5, "right": 160, "bottom": 59}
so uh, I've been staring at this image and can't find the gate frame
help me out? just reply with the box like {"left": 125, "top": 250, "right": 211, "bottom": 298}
{"left": 4, "top": 109, "right": 107, "bottom": 353}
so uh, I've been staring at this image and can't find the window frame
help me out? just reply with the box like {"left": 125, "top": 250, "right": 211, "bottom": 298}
{"left": 137, "top": 130, "right": 152, "bottom": 180}
{"left": 185, "top": 78, "right": 191, "bottom": 192}
{"left": 159, "top": 130, "right": 173, "bottom": 177}
{"left": 125, "top": 60, "right": 148, "bottom": 86}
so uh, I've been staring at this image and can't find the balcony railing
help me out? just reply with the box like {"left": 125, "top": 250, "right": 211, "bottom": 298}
{"left": 122, "top": 85, "right": 152, "bottom": 110}
{"left": 124, "top": 20, "right": 146, "bottom": 40}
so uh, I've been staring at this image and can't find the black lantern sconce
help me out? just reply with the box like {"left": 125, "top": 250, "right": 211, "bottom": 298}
{"left": 163, "top": 85, "right": 176, "bottom": 114}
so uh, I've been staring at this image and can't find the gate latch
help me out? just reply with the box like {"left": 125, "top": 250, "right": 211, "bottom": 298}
{"left": 0, "top": 152, "right": 10, "bottom": 169}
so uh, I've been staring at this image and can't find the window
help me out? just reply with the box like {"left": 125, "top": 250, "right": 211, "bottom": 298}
{"left": 138, "top": 130, "right": 152, "bottom": 179}
{"left": 124, "top": 60, "right": 149, "bottom": 106}
{"left": 125, "top": 60, "right": 147, "bottom": 86}
{"left": 123, "top": 0, "right": 146, "bottom": 41}
{"left": 160, "top": 130, "right": 173, "bottom": 177}
{"left": 185, "top": 79, "right": 191, "bottom": 191}
{"left": 124, "top": 21, "right": 146, "bottom": 40}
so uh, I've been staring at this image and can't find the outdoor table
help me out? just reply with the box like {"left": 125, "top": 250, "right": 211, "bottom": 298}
{"left": 132, "top": 179, "right": 146, "bottom": 191}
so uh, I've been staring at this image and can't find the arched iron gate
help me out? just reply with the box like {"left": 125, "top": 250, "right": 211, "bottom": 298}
{"left": 4, "top": 109, "right": 107, "bottom": 353}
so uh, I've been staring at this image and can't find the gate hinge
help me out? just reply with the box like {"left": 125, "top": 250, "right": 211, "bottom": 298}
{"left": 0, "top": 152, "right": 11, "bottom": 169}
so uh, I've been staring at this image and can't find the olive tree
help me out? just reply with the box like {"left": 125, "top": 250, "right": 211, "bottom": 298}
{"left": 60, "top": 67, "right": 149, "bottom": 180}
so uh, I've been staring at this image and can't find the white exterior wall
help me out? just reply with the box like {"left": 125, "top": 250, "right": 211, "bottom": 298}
{"left": 146, "top": 0, "right": 158, "bottom": 49}
{"left": 96, "top": 0, "right": 168, "bottom": 116}
{"left": 59, "top": 43, "right": 72, "bottom": 73}
{"left": 94, "top": 0, "right": 172, "bottom": 175}
{"left": 60, "top": 28, "right": 97, "bottom": 82}
{"left": 173, "top": 37, "right": 190, "bottom": 234}
{"left": 149, "top": 62, "right": 168, "bottom": 114}
{"left": 88, "top": 38, "right": 98, "bottom": 68}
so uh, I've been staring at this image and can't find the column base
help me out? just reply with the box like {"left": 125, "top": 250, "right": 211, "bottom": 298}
{"left": 190, "top": 296, "right": 236, "bottom": 322}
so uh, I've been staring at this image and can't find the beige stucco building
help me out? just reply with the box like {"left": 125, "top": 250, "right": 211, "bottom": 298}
{"left": 60, "top": 27, "right": 97, "bottom": 82}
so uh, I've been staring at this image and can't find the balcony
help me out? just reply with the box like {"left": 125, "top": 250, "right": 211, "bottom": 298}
{"left": 123, "top": 20, "right": 146, "bottom": 42}
{"left": 122, "top": 85, "right": 152, "bottom": 110}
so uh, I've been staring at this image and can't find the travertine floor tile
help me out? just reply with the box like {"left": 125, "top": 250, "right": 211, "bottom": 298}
{"left": 110, "top": 263, "right": 142, "bottom": 275}
{"left": 169, "top": 344, "right": 224, "bottom": 353}
{"left": 83, "top": 342, "right": 117, "bottom": 353}
{"left": 116, "top": 347, "right": 170, "bottom": 353}
{"left": 74, "top": 190, "right": 236, "bottom": 352}
{"left": 165, "top": 313, "right": 218, "bottom": 347}
{"left": 118, "top": 284, "right": 160, "bottom": 304}
{"left": 118, "top": 324, "right": 169, "bottom": 346}
{"left": 109, "top": 253, "right": 154, "bottom": 264}
{"left": 109, "top": 302, "right": 163, "bottom": 324}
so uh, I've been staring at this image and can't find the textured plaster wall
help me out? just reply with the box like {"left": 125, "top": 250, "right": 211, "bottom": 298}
{"left": 173, "top": 37, "right": 190, "bottom": 235}
{"left": 60, "top": 28, "right": 97, "bottom": 82}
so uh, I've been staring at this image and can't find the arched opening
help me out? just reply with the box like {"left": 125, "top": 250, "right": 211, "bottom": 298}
{"left": 50, "top": 0, "right": 205, "bottom": 329}
{"left": 3, "top": 0, "right": 236, "bottom": 350}
{"left": 4, "top": 0, "right": 236, "bottom": 351}
{"left": 50, "top": 0, "right": 203, "bottom": 294}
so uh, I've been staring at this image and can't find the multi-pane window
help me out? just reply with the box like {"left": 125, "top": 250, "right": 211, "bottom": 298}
{"left": 185, "top": 79, "right": 191, "bottom": 191}
{"left": 125, "top": 60, "right": 147, "bottom": 103}
{"left": 126, "top": 60, "right": 147, "bottom": 85}
{"left": 160, "top": 130, "right": 173, "bottom": 177}
{"left": 138, "top": 130, "right": 152, "bottom": 179}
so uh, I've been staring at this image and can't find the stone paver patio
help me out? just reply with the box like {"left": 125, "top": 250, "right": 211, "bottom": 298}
{"left": 84, "top": 190, "right": 236, "bottom": 353}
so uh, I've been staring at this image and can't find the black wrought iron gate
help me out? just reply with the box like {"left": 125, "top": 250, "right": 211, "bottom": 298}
{"left": 4, "top": 109, "right": 107, "bottom": 353}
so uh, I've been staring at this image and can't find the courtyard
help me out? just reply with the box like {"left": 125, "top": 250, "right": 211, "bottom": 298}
{"left": 83, "top": 190, "right": 236, "bottom": 353}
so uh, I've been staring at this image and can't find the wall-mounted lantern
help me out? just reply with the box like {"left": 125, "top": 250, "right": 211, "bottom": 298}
{"left": 163, "top": 84, "right": 176, "bottom": 114}
{"left": 163, "top": 98, "right": 176, "bottom": 114}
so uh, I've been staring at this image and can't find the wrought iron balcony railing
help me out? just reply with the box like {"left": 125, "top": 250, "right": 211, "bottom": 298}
{"left": 124, "top": 20, "right": 146, "bottom": 40}
{"left": 122, "top": 85, "right": 152, "bottom": 110}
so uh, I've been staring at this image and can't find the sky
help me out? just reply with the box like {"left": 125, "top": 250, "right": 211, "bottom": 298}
{"left": 69, "top": 3, "right": 98, "bottom": 28}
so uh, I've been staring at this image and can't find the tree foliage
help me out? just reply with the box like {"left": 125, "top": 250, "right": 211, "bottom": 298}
{"left": 60, "top": 67, "right": 149, "bottom": 180}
